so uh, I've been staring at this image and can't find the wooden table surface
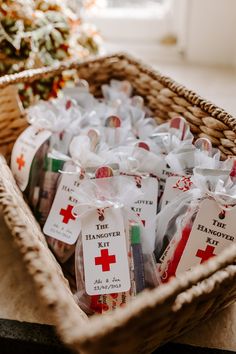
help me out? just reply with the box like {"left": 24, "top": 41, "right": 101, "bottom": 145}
{"left": 0, "top": 318, "right": 234, "bottom": 354}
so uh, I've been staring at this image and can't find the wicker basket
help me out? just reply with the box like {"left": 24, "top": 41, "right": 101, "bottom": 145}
{"left": 1, "top": 53, "right": 236, "bottom": 354}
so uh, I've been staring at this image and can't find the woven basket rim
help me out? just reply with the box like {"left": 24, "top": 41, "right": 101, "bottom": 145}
{"left": 0, "top": 52, "right": 235, "bottom": 130}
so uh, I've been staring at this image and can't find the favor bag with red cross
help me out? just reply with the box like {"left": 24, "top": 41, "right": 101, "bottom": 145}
{"left": 154, "top": 163, "right": 236, "bottom": 283}
{"left": 101, "top": 145, "right": 163, "bottom": 254}
{"left": 11, "top": 97, "right": 82, "bottom": 210}
{"left": 148, "top": 117, "right": 195, "bottom": 197}
{"left": 42, "top": 135, "right": 117, "bottom": 263}
{"left": 73, "top": 175, "right": 156, "bottom": 314}
{"left": 160, "top": 137, "right": 221, "bottom": 209}
{"left": 42, "top": 160, "right": 84, "bottom": 263}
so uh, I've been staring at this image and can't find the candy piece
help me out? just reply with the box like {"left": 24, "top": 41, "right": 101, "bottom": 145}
{"left": 132, "top": 96, "right": 144, "bottom": 109}
{"left": 136, "top": 141, "right": 150, "bottom": 151}
{"left": 75, "top": 79, "right": 89, "bottom": 90}
{"left": 170, "top": 117, "right": 188, "bottom": 140}
{"left": 66, "top": 99, "right": 72, "bottom": 110}
{"left": 95, "top": 166, "right": 114, "bottom": 179}
{"left": 120, "top": 80, "right": 132, "bottom": 96}
{"left": 230, "top": 158, "right": 236, "bottom": 183}
{"left": 105, "top": 115, "right": 121, "bottom": 128}
{"left": 195, "top": 137, "right": 212, "bottom": 154}
{"left": 87, "top": 128, "right": 100, "bottom": 152}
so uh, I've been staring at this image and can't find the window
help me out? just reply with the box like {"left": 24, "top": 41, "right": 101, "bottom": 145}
{"left": 105, "top": 1, "right": 165, "bottom": 8}
{"left": 84, "top": 0, "right": 187, "bottom": 63}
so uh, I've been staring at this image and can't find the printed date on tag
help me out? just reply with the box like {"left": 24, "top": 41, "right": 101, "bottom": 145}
{"left": 81, "top": 207, "right": 130, "bottom": 296}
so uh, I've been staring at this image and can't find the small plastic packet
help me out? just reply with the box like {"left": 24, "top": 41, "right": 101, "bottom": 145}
{"left": 73, "top": 174, "right": 158, "bottom": 315}
{"left": 154, "top": 162, "right": 236, "bottom": 283}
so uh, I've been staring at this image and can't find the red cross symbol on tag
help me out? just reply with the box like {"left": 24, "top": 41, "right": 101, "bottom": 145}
{"left": 60, "top": 205, "right": 76, "bottom": 224}
{"left": 95, "top": 249, "right": 116, "bottom": 272}
{"left": 16, "top": 154, "right": 25, "bottom": 171}
{"left": 196, "top": 245, "right": 216, "bottom": 264}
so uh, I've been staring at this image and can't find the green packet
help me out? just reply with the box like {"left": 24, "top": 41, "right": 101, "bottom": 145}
{"left": 35, "top": 152, "right": 66, "bottom": 226}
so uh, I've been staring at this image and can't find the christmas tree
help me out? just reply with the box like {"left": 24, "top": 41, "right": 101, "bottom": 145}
{"left": 0, "top": 0, "right": 101, "bottom": 105}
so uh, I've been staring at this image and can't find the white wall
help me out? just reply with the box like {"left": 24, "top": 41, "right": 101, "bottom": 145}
{"left": 185, "top": 0, "right": 236, "bottom": 67}
{"left": 86, "top": 0, "right": 236, "bottom": 67}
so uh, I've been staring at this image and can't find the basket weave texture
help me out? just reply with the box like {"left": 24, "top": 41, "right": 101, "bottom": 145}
{"left": 1, "top": 53, "right": 236, "bottom": 354}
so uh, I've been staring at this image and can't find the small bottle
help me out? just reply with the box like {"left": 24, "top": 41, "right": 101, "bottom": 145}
{"left": 26, "top": 140, "right": 50, "bottom": 211}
